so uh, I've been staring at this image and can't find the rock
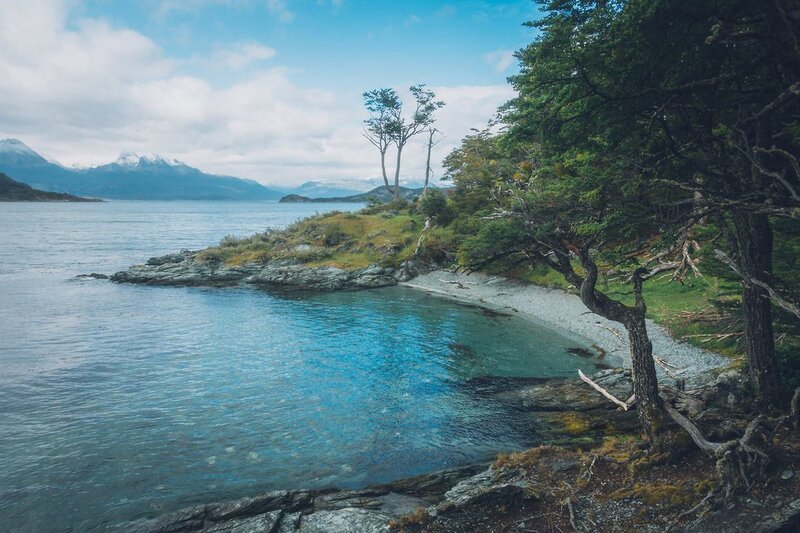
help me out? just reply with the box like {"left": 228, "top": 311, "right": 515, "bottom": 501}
{"left": 204, "top": 511, "right": 282, "bottom": 532}
{"left": 440, "top": 468, "right": 534, "bottom": 510}
{"left": 75, "top": 273, "right": 109, "bottom": 280}
{"left": 112, "top": 252, "right": 408, "bottom": 292}
{"left": 146, "top": 251, "right": 193, "bottom": 266}
{"left": 297, "top": 508, "right": 391, "bottom": 532}
{"left": 781, "top": 470, "right": 794, "bottom": 480}
{"left": 755, "top": 499, "right": 800, "bottom": 533}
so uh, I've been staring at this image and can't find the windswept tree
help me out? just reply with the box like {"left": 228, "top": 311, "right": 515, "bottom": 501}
{"left": 387, "top": 85, "right": 445, "bottom": 200}
{"left": 362, "top": 88, "right": 401, "bottom": 195}
{"left": 423, "top": 128, "right": 443, "bottom": 195}
{"left": 506, "top": 0, "right": 800, "bottom": 407}
{"left": 453, "top": 135, "right": 672, "bottom": 448}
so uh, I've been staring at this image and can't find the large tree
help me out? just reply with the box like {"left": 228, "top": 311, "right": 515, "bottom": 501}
{"left": 448, "top": 130, "right": 673, "bottom": 446}
{"left": 506, "top": 0, "right": 800, "bottom": 407}
{"left": 362, "top": 88, "right": 401, "bottom": 195}
{"left": 387, "top": 85, "right": 445, "bottom": 200}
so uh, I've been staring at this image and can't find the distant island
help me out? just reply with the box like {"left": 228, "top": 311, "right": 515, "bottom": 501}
{"left": 0, "top": 173, "right": 100, "bottom": 202}
{"left": 279, "top": 185, "right": 424, "bottom": 203}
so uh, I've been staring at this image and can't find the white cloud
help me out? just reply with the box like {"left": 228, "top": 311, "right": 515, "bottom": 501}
{"left": 265, "top": 0, "right": 294, "bottom": 22}
{"left": 483, "top": 49, "right": 516, "bottom": 73}
{"left": 0, "top": 0, "right": 513, "bottom": 187}
{"left": 212, "top": 42, "right": 277, "bottom": 69}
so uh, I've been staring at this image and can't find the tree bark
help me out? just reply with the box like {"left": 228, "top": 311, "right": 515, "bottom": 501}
{"left": 380, "top": 149, "right": 392, "bottom": 195}
{"left": 624, "top": 309, "right": 665, "bottom": 445}
{"left": 424, "top": 129, "right": 434, "bottom": 195}
{"left": 732, "top": 211, "right": 783, "bottom": 407}
{"left": 393, "top": 142, "right": 404, "bottom": 201}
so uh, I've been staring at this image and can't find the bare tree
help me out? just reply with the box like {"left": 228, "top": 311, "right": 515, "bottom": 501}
{"left": 387, "top": 85, "right": 445, "bottom": 200}
{"left": 362, "top": 89, "right": 401, "bottom": 195}
{"left": 423, "top": 127, "right": 442, "bottom": 196}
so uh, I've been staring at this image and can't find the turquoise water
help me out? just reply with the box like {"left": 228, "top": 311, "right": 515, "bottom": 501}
{"left": 0, "top": 202, "right": 605, "bottom": 532}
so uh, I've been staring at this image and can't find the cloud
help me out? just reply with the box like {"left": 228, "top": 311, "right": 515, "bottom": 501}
{"left": 0, "top": 0, "right": 513, "bottom": 187}
{"left": 212, "top": 41, "right": 277, "bottom": 69}
{"left": 404, "top": 14, "right": 422, "bottom": 27}
{"left": 265, "top": 0, "right": 294, "bottom": 22}
{"left": 483, "top": 49, "right": 516, "bottom": 73}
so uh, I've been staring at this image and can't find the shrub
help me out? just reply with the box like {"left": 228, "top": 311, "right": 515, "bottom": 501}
{"left": 219, "top": 234, "right": 241, "bottom": 247}
{"left": 323, "top": 224, "right": 347, "bottom": 246}
{"left": 418, "top": 189, "right": 455, "bottom": 224}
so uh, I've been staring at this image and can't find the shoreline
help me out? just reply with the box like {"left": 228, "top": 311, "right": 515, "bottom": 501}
{"left": 110, "top": 270, "right": 744, "bottom": 532}
{"left": 403, "top": 270, "right": 728, "bottom": 381}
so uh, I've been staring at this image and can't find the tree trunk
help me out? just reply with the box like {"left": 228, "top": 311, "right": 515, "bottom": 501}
{"left": 424, "top": 129, "right": 434, "bottom": 195}
{"left": 624, "top": 310, "right": 666, "bottom": 446}
{"left": 569, "top": 252, "right": 668, "bottom": 448}
{"left": 380, "top": 149, "right": 392, "bottom": 195}
{"left": 732, "top": 211, "right": 783, "bottom": 407}
{"left": 393, "top": 142, "right": 403, "bottom": 201}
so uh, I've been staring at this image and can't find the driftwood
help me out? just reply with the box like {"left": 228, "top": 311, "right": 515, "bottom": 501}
{"left": 594, "top": 322, "right": 624, "bottom": 341}
{"left": 414, "top": 218, "right": 431, "bottom": 256}
{"left": 577, "top": 369, "right": 630, "bottom": 411}
{"left": 653, "top": 355, "right": 687, "bottom": 380}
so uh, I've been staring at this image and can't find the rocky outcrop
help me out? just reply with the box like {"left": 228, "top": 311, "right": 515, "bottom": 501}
{"left": 113, "top": 464, "right": 486, "bottom": 533}
{"left": 109, "top": 250, "right": 421, "bottom": 291}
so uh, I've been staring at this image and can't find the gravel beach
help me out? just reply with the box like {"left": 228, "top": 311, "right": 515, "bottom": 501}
{"left": 404, "top": 270, "right": 728, "bottom": 380}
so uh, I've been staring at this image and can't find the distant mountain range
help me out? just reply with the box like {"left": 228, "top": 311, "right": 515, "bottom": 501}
{"left": 0, "top": 172, "right": 99, "bottom": 202}
{"left": 279, "top": 185, "right": 424, "bottom": 203}
{"left": 0, "top": 139, "right": 282, "bottom": 201}
{"left": 0, "top": 139, "right": 437, "bottom": 202}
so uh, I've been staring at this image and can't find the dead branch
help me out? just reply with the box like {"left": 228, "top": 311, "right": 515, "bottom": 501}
{"left": 578, "top": 369, "right": 630, "bottom": 410}
{"left": 414, "top": 218, "right": 431, "bottom": 256}
{"left": 653, "top": 355, "right": 687, "bottom": 380}
{"left": 594, "top": 322, "right": 624, "bottom": 341}
{"left": 565, "top": 497, "right": 581, "bottom": 532}
{"left": 714, "top": 249, "right": 800, "bottom": 321}
{"left": 791, "top": 387, "right": 800, "bottom": 430}
{"left": 664, "top": 489, "right": 717, "bottom": 533}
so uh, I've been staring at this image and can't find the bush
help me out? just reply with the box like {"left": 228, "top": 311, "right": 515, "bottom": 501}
{"left": 419, "top": 189, "right": 455, "bottom": 225}
{"left": 323, "top": 224, "right": 347, "bottom": 246}
{"left": 219, "top": 234, "right": 241, "bottom": 247}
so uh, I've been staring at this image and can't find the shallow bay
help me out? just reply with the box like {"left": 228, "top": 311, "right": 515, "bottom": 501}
{"left": 0, "top": 201, "right": 607, "bottom": 532}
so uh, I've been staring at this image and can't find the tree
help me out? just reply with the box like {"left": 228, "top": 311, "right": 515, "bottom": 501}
{"left": 450, "top": 132, "right": 672, "bottom": 447}
{"left": 423, "top": 128, "right": 442, "bottom": 195}
{"left": 362, "top": 88, "right": 401, "bottom": 195}
{"left": 387, "top": 85, "right": 445, "bottom": 200}
{"left": 506, "top": 0, "right": 800, "bottom": 407}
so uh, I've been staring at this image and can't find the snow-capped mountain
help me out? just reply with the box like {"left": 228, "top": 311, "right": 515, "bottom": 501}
{"left": 0, "top": 139, "right": 282, "bottom": 200}
{"left": 112, "top": 151, "right": 185, "bottom": 168}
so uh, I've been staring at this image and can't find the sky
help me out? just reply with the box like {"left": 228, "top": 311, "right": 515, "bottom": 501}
{"left": 0, "top": 0, "right": 540, "bottom": 188}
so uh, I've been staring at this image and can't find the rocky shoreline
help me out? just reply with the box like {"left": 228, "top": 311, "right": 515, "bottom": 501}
{"left": 104, "top": 253, "right": 791, "bottom": 532}
{"left": 110, "top": 368, "right": 800, "bottom": 532}
{"left": 109, "top": 250, "right": 421, "bottom": 291}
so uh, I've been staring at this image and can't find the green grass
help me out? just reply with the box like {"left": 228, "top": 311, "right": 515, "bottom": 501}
{"left": 195, "top": 209, "right": 426, "bottom": 270}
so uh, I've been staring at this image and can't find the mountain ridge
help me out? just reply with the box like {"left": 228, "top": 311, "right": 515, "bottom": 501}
{"left": 0, "top": 139, "right": 283, "bottom": 201}
{"left": 0, "top": 172, "right": 100, "bottom": 202}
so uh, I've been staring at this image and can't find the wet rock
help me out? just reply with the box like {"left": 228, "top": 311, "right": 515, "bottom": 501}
{"left": 75, "top": 272, "right": 109, "bottom": 280}
{"left": 204, "top": 511, "right": 282, "bottom": 532}
{"left": 297, "top": 508, "right": 391, "bottom": 533}
{"left": 111, "top": 252, "right": 422, "bottom": 292}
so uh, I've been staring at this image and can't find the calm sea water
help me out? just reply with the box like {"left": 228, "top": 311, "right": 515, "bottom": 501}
{"left": 0, "top": 201, "right": 605, "bottom": 532}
